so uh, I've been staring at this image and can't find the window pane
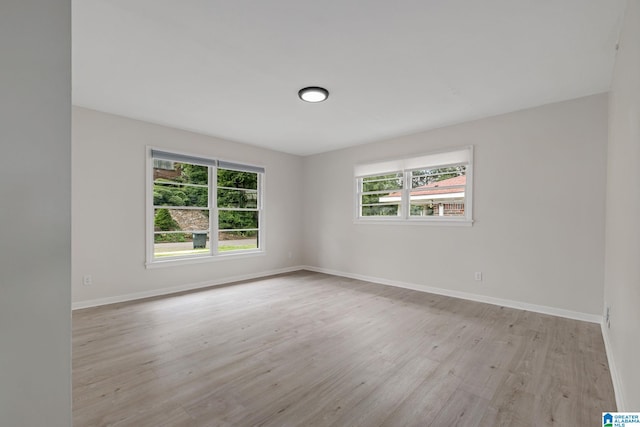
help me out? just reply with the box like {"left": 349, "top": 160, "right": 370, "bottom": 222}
{"left": 154, "top": 208, "right": 209, "bottom": 232}
{"left": 217, "top": 187, "right": 258, "bottom": 209}
{"left": 411, "top": 165, "right": 466, "bottom": 188}
{"left": 361, "top": 205, "right": 400, "bottom": 216}
{"left": 361, "top": 173, "right": 403, "bottom": 192}
{"left": 218, "top": 230, "right": 258, "bottom": 252}
{"left": 217, "top": 169, "right": 258, "bottom": 190}
{"left": 154, "top": 232, "right": 209, "bottom": 258}
{"left": 360, "top": 193, "right": 400, "bottom": 216}
{"left": 153, "top": 161, "right": 208, "bottom": 208}
{"left": 410, "top": 203, "right": 436, "bottom": 216}
{"left": 154, "top": 182, "right": 208, "bottom": 208}
{"left": 360, "top": 190, "right": 401, "bottom": 217}
{"left": 410, "top": 202, "right": 465, "bottom": 217}
{"left": 153, "top": 162, "right": 208, "bottom": 185}
{"left": 409, "top": 166, "right": 466, "bottom": 217}
{"left": 361, "top": 193, "right": 386, "bottom": 204}
{"left": 218, "top": 210, "right": 258, "bottom": 230}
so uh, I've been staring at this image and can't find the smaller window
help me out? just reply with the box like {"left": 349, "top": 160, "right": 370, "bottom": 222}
{"left": 354, "top": 146, "right": 473, "bottom": 224}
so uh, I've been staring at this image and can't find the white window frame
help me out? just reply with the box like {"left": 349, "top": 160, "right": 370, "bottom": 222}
{"left": 146, "top": 147, "right": 265, "bottom": 267}
{"left": 354, "top": 146, "right": 473, "bottom": 226}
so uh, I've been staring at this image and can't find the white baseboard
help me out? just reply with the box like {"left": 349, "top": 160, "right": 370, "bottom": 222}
{"left": 300, "top": 265, "right": 603, "bottom": 324}
{"left": 601, "top": 322, "right": 625, "bottom": 411}
{"left": 72, "top": 266, "right": 304, "bottom": 310}
{"left": 74, "top": 264, "right": 604, "bottom": 323}
{"left": 74, "top": 264, "right": 602, "bottom": 323}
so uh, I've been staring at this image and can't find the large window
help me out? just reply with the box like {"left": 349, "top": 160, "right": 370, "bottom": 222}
{"left": 147, "top": 149, "right": 264, "bottom": 264}
{"left": 355, "top": 146, "right": 473, "bottom": 224}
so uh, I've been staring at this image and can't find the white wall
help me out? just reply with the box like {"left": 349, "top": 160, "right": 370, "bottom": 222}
{"left": 0, "top": 1, "right": 72, "bottom": 425}
{"left": 72, "top": 107, "right": 303, "bottom": 306}
{"left": 604, "top": 0, "right": 640, "bottom": 411}
{"left": 303, "top": 94, "right": 608, "bottom": 318}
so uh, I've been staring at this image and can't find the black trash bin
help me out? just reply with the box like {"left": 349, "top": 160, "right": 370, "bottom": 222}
{"left": 192, "top": 232, "right": 207, "bottom": 249}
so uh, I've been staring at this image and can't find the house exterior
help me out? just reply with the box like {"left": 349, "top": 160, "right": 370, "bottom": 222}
{"left": 153, "top": 160, "right": 181, "bottom": 180}
{"left": 379, "top": 174, "right": 466, "bottom": 216}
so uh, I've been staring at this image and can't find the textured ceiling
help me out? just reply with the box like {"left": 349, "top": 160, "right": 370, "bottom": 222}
{"left": 72, "top": 0, "right": 627, "bottom": 155}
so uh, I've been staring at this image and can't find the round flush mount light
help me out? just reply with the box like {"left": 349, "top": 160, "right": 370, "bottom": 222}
{"left": 298, "top": 86, "right": 329, "bottom": 103}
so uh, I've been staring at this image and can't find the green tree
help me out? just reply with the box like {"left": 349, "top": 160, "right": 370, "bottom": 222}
{"left": 411, "top": 166, "right": 466, "bottom": 187}
{"left": 180, "top": 163, "right": 208, "bottom": 184}
{"left": 154, "top": 208, "right": 180, "bottom": 231}
{"left": 153, "top": 163, "right": 209, "bottom": 208}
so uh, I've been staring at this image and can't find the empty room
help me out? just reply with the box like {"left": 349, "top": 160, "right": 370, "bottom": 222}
{"left": 1, "top": 1, "right": 639, "bottom": 426}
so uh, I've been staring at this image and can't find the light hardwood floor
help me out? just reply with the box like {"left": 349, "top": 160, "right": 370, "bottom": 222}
{"left": 73, "top": 271, "right": 616, "bottom": 426}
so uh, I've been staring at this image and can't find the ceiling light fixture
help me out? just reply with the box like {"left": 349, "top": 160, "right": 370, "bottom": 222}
{"left": 298, "top": 86, "right": 329, "bottom": 103}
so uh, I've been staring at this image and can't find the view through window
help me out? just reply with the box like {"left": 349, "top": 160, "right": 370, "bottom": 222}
{"left": 149, "top": 149, "right": 263, "bottom": 262}
{"left": 355, "top": 147, "right": 473, "bottom": 223}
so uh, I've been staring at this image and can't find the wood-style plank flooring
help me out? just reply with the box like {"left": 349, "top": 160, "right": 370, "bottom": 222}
{"left": 73, "top": 271, "right": 616, "bottom": 426}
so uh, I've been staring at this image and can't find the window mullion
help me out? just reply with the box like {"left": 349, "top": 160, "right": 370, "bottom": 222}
{"left": 258, "top": 172, "right": 263, "bottom": 250}
{"left": 356, "top": 177, "right": 362, "bottom": 218}
{"left": 210, "top": 165, "right": 218, "bottom": 256}
{"left": 402, "top": 170, "right": 410, "bottom": 219}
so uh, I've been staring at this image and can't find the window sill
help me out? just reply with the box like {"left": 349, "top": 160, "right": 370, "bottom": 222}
{"left": 145, "top": 249, "right": 265, "bottom": 269}
{"left": 354, "top": 218, "right": 473, "bottom": 227}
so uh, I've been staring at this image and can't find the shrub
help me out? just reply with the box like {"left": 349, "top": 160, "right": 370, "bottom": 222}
{"left": 154, "top": 233, "right": 186, "bottom": 243}
{"left": 167, "top": 195, "right": 186, "bottom": 206}
{"left": 154, "top": 209, "right": 180, "bottom": 231}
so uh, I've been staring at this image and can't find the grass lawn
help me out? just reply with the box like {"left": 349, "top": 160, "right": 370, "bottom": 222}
{"left": 155, "top": 244, "right": 257, "bottom": 257}
{"left": 219, "top": 244, "right": 256, "bottom": 252}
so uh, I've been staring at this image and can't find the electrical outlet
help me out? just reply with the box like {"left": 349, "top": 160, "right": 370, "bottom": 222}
{"left": 474, "top": 272, "right": 482, "bottom": 281}
{"left": 83, "top": 275, "right": 92, "bottom": 286}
